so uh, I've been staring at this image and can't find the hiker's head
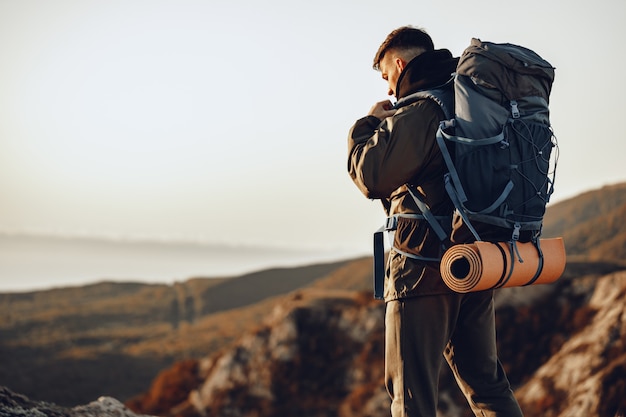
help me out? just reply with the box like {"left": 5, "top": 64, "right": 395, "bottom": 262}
{"left": 373, "top": 26, "right": 434, "bottom": 97}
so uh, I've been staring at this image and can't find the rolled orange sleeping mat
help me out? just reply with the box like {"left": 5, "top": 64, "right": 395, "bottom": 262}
{"left": 440, "top": 238, "right": 566, "bottom": 293}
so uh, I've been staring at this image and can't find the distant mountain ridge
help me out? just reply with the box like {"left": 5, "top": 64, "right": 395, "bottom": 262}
{"left": 1, "top": 182, "right": 625, "bottom": 416}
{"left": 542, "top": 182, "right": 626, "bottom": 262}
{"left": 0, "top": 231, "right": 352, "bottom": 292}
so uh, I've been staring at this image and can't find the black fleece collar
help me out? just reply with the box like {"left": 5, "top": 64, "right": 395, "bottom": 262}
{"left": 396, "top": 49, "right": 459, "bottom": 100}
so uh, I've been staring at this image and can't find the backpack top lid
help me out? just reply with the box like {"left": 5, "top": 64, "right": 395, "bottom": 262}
{"left": 456, "top": 38, "right": 555, "bottom": 103}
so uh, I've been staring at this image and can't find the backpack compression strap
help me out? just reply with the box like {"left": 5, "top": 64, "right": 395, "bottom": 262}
{"left": 436, "top": 122, "right": 516, "bottom": 242}
{"left": 405, "top": 185, "right": 449, "bottom": 242}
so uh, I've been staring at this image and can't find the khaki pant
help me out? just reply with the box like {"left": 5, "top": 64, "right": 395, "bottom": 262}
{"left": 385, "top": 291, "right": 524, "bottom": 417}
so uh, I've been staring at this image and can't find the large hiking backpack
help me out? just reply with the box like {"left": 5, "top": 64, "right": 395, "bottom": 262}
{"left": 436, "top": 38, "right": 557, "bottom": 242}
{"left": 372, "top": 39, "right": 559, "bottom": 299}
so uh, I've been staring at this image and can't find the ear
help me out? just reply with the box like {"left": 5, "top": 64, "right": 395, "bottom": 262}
{"left": 395, "top": 57, "right": 407, "bottom": 72}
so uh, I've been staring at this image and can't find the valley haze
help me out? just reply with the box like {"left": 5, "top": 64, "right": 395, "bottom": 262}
{"left": 0, "top": 232, "right": 357, "bottom": 293}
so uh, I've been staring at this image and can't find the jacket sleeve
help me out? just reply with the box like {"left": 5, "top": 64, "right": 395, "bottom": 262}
{"left": 347, "top": 100, "right": 442, "bottom": 199}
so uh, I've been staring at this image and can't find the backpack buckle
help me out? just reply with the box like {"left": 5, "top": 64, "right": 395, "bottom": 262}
{"left": 512, "top": 223, "right": 521, "bottom": 241}
{"left": 510, "top": 100, "right": 520, "bottom": 118}
{"left": 440, "top": 119, "right": 455, "bottom": 130}
{"left": 385, "top": 216, "right": 398, "bottom": 231}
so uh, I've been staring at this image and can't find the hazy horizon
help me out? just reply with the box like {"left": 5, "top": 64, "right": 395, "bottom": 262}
{"left": 0, "top": 232, "right": 360, "bottom": 293}
{"left": 2, "top": 180, "right": 621, "bottom": 293}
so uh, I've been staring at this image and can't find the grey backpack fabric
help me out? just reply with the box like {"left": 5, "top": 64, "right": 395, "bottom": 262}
{"left": 436, "top": 38, "right": 558, "bottom": 242}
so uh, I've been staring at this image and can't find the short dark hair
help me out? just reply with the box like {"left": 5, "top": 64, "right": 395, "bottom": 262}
{"left": 373, "top": 26, "right": 434, "bottom": 70}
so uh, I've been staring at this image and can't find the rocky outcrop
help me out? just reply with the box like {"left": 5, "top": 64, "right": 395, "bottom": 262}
{"left": 189, "top": 289, "right": 388, "bottom": 417}
{"left": 0, "top": 385, "right": 156, "bottom": 417}
{"left": 127, "top": 268, "right": 626, "bottom": 417}
{"left": 143, "top": 289, "right": 390, "bottom": 417}
{"left": 516, "top": 271, "right": 626, "bottom": 417}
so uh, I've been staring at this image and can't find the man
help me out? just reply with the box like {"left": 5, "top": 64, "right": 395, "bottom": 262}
{"left": 347, "top": 26, "right": 524, "bottom": 417}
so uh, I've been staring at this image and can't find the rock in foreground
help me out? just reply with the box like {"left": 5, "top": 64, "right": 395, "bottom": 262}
{"left": 0, "top": 385, "right": 156, "bottom": 417}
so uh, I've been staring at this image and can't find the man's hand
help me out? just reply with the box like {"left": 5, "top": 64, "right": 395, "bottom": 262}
{"left": 368, "top": 100, "right": 397, "bottom": 120}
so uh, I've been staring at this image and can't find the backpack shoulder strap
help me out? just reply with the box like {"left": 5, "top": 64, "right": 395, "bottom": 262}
{"left": 388, "top": 81, "right": 456, "bottom": 245}
{"left": 394, "top": 79, "right": 455, "bottom": 120}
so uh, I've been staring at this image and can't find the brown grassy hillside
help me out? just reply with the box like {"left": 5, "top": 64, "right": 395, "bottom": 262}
{"left": 542, "top": 182, "right": 626, "bottom": 262}
{"left": 0, "top": 259, "right": 356, "bottom": 406}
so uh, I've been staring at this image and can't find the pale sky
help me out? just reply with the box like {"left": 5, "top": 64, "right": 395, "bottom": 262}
{"left": 1, "top": 0, "right": 625, "bottom": 258}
